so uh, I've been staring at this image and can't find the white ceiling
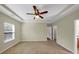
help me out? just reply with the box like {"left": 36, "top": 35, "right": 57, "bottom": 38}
{"left": 0, "top": 4, "right": 79, "bottom": 23}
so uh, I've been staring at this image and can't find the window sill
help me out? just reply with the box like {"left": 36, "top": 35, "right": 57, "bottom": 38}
{"left": 4, "top": 39, "right": 14, "bottom": 43}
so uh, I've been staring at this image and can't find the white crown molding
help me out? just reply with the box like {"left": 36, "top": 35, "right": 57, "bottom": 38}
{"left": 0, "top": 4, "right": 79, "bottom": 24}
{"left": 56, "top": 4, "right": 79, "bottom": 20}
{"left": 47, "top": 4, "right": 79, "bottom": 23}
{"left": 0, "top": 5, "right": 23, "bottom": 22}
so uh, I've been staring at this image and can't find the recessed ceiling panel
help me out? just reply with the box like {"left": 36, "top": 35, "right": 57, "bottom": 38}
{"left": 5, "top": 4, "right": 70, "bottom": 22}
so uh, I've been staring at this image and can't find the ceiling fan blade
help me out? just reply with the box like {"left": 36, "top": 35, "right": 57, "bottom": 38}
{"left": 39, "top": 15, "right": 44, "bottom": 19}
{"left": 33, "top": 17, "right": 35, "bottom": 19}
{"left": 33, "top": 5, "right": 37, "bottom": 14}
{"left": 26, "top": 13, "right": 35, "bottom": 15}
{"left": 40, "top": 11, "right": 48, "bottom": 14}
{"left": 37, "top": 9, "right": 39, "bottom": 14}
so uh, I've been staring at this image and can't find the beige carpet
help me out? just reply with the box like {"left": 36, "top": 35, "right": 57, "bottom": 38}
{"left": 2, "top": 40, "right": 72, "bottom": 54}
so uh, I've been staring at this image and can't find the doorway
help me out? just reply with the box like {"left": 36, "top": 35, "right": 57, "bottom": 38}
{"left": 47, "top": 24, "right": 53, "bottom": 41}
{"left": 53, "top": 25, "right": 57, "bottom": 42}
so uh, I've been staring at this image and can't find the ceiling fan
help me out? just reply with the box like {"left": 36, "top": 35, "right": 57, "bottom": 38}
{"left": 26, "top": 5, "right": 48, "bottom": 19}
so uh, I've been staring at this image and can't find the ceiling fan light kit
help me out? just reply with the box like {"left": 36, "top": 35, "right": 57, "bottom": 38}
{"left": 35, "top": 15, "right": 39, "bottom": 19}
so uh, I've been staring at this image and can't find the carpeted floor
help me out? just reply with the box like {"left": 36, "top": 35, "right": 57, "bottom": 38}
{"left": 2, "top": 40, "right": 72, "bottom": 54}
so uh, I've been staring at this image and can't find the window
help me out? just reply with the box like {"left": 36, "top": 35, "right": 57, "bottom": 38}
{"left": 4, "top": 22, "right": 15, "bottom": 43}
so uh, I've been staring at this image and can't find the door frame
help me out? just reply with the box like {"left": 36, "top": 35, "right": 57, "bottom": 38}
{"left": 74, "top": 20, "right": 78, "bottom": 54}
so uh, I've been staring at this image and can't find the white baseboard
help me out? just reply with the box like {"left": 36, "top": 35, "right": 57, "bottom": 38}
{"left": 57, "top": 41, "right": 74, "bottom": 54}
{"left": 0, "top": 41, "right": 20, "bottom": 54}
{"left": 21, "top": 39, "right": 47, "bottom": 41}
{"left": 21, "top": 40, "right": 47, "bottom": 42}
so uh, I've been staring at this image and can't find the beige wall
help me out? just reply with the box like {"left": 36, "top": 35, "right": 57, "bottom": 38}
{"left": 1, "top": 6, "right": 79, "bottom": 54}
{"left": 0, "top": 12, "right": 22, "bottom": 53}
{"left": 22, "top": 22, "right": 47, "bottom": 41}
{"left": 53, "top": 10, "right": 79, "bottom": 53}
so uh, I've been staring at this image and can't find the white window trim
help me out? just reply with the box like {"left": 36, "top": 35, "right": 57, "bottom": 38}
{"left": 4, "top": 22, "right": 15, "bottom": 43}
{"left": 4, "top": 38, "right": 14, "bottom": 43}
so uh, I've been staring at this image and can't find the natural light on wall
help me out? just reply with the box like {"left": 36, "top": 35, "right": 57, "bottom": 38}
{"left": 4, "top": 22, "right": 15, "bottom": 43}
